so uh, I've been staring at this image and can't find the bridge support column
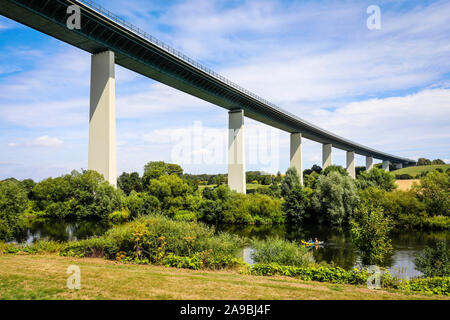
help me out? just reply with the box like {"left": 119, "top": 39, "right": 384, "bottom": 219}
{"left": 322, "top": 144, "right": 332, "bottom": 169}
{"left": 382, "top": 160, "right": 390, "bottom": 172}
{"left": 366, "top": 156, "right": 374, "bottom": 171}
{"left": 88, "top": 51, "right": 117, "bottom": 187}
{"left": 290, "top": 133, "right": 303, "bottom": 186}
{"left": 395, "top": 163, "right": 403, "bottom": 169}
{"left": 346, "top": 151, "right": 355, "bottom": 179}
{"left": 228, "top": 110, "right": 246, "bottom": 194}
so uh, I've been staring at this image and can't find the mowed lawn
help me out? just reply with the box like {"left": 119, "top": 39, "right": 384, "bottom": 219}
{"left": 0, "top": 254, "right": 448, "bottom": 300}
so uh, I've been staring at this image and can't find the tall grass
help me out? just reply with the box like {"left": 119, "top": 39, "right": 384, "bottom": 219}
{"left": 251, "top": 237, "right": 314, "bottom": 267}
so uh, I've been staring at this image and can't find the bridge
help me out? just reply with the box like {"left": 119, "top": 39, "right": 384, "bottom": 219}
{"left": 0, "top": 0, "right": 417, "bottom": 192}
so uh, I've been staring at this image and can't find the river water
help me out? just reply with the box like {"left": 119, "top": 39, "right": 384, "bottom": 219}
{"left": 12, "top": 219, "right": 449, "bottom": 279}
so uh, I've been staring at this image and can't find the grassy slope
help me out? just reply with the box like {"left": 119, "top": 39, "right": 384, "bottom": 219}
{"left": 392, "top": 164, "right": 450, "bottom": 176}
{"left": 0, "top": 254, "right": 448, "bottom": 300}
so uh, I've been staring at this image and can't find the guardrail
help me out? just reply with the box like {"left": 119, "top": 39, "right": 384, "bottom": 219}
{"left": 77, "top": 0, "right": 277, "bottom": 109}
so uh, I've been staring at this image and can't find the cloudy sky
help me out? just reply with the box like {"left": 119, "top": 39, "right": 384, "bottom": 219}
{"left": 0, "top": 0, "right": 449, "bottom": 180}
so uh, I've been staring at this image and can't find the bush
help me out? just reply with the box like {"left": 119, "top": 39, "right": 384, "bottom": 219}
{"left": 281, "top": 167, "right": 301, "bottom": 198}
{"left": 0, "top": 180, "right": 28, "bottom": 240}
{"left": 322, "top": 165, "right": 348, "bottom": 177}
{"left": 311, "top": 172, "right": 359, "bottom": 226}
{"left": 357, "top": 167, "right": 397, "bottom": 191}
{"left": 395, "top": 174, "right": 414, "bottom": 180}
{"left": 109, "top": 208, "right": 131, "bottom": 224}
{"left": 251, "top": 237, "right": 313, "bottom": 267}
{"left": 414, "top": 240, "right": 450, "bottom": 277}
{"left": 350, "top": 205, "right": 393, "bottom": 265}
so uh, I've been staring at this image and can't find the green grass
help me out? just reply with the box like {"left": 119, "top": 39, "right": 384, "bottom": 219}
{"left": 392, "top": 164, "right": 450, "bottom": 176}
{"left": 1, "top": 254, "right": 448, "bottom": 300}
{"left": 198, "top": 183, "right": 270, "bottom": 192}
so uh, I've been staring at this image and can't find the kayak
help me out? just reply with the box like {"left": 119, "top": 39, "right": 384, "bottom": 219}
{"left": 301, "top": 240, "right": 324, "bottom": 246}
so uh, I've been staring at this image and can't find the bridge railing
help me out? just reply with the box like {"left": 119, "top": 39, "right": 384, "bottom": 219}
{"left": 77, "top": 0, "right": 280, "bottom": 110}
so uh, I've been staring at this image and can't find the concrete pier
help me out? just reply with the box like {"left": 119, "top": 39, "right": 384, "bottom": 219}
{"left": 346, "top": 151, "right": 355, "bottom": 179}
{"left": 88, "top": 51, "right": 117, "bottom": 187}
{"left": 322, "top": 144, "right": 332, "bottom": 169}
{"left": 382, "top": 160, "right": 390, "bottom": 172}
{"left": 290, "top": 133, "right": 303, "bottom": 185}
{"left": 228, "top": 109, "right": 246, "bottom": 193}
{"left": 366, "top": 156, "right": 374, "bottom": 171}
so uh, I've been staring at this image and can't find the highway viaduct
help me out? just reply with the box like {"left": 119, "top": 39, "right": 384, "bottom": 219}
{"left": 0, "top": 0, "right": 416, "bottom": 192}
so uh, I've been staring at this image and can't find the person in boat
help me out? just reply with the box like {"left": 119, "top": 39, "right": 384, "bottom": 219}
{"left": 315, "top": 238, "right": 319, "bottom": 244}
{"left": 309, "top": 238, "right": 313, "bottom": 244}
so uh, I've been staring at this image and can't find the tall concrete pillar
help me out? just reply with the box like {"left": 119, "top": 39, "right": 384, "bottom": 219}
{"left": 366, "top": 156, "right": 374, "bottom": 171}
{"left": 395, "top": 163, "right": 403, "bottom": 169}
{"left": 228, "top": 109, "right": 246, "bottom": 194}
{"left": 322, "top": 144, "right": 332, "bottom": 169}
{"left": 290, "top": 133, "right": 303, "bottom": 186}
{"left": 346, "top": 151, "right": 355, "bottom": 179}
{"left": 88, "top": 51, "right": 117, "bottom": 187}
{"left": 382, "top": 160, "right": 390, "bottom": 172}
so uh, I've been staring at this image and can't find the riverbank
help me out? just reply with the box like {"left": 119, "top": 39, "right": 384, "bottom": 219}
{"left": 0, "top": 254, "right": 447, "bottom": 300}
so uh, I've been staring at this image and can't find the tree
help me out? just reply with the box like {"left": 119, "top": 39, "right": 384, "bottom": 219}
{"left": 322, "top": 165, "right": 348, "bottom": 177}
{"left": 414, "top": 171, "right": 449, "bottom": 216}
{"left": 0, "top": 180, "right": 28, "bottom": 240}
{"left": 350, "top": 205, "right": 393, "bottom": 265}
{"left": 311, "top": 172, "right": 359, "bottom": 226}
{"left": 417, "top": 158, "right": 432, "bottom": 166}
{"left": 414, "top": 240, "right": 450, "bottom": 277}
{"left": 117, "top": 172, "right": 143, "bottom": 196}
{"left": 167, "top": 163, "right": 183, "bottom": 176}
{"left": 356, "top": 167, "right": 397, "bottom": 192}
{"left": 431, "top": 159, "right": 446, "bottom": 165}
{"left": 281, "top": 167, "right": 301, "bottom": 198}
{"left": 283, "top": 185, "right": 311, "bottom": 226}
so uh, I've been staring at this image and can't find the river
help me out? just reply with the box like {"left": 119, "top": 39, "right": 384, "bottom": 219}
{"left": 12, "top": 219, "right": 449, "bottom": 279}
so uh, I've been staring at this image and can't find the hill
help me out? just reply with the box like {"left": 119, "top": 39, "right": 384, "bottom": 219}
{"left": 392, "top": 164, "right": 450, "bottom": 176}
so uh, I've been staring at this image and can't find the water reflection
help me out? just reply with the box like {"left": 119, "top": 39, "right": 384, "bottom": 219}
{"left": 12, "top": 219, "right": 110, "bottom": 244}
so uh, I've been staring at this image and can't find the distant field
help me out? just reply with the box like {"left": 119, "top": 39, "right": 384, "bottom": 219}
{"left": 395, "top": 179, "right": 420, "bottom": 191}
{"left": 392, "top": 164, "right": 450, "bottom": 176}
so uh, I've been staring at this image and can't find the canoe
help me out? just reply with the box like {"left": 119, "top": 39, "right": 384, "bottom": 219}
{"left": 301, "top": 240, "right": 324, "bottom": 246}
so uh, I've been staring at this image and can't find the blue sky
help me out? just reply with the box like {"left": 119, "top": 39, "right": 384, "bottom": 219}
{"left": 0, "top": 0, "right": 449, "bottom": 180}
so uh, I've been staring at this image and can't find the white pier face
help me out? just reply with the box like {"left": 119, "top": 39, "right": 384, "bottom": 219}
{"left": 88, "top": 51, "right": 117, "bottom": 187}
{"left": 290, "top": 133, "right": 303, "bottom": 185}
{"left": 228, "top": 110, "right": 246, "bottom": 194}
{"left": 346, "top": 151, "right": 355, "bottom": 179}
{"left": 395, "top": 163, "right": 403, "bottom": 169}
{"left": 322, "top": 144, "right": 332, "bottom": 169}
{"left": 382, "top": 160, "right": 390, "bottom": 172}
{"left": 366, "top": 156, "right": 374, "bottom": 171}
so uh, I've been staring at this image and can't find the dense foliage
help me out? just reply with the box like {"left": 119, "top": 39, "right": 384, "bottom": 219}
{"left": 0, "top": 180, "right": 28, "bottom": 241}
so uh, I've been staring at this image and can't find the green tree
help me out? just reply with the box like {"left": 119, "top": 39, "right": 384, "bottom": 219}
{"left": 431, "top": 159, "right": 446, "bottom": 165}
{"left": 350, "top": 205, "right": 393, "bottom": 265}
{"left": 117, "top": 172, "right": 143, "bottom": 196}
{"left": 415, "top": 171, "right": 450, "bottom": 216}
{"left": 356, "top": 167, "right": 397, "bottom": 191}
{"left": 417, "top": 158, "right": 432, "bottom": 166}
{"left": 414, "top": 240, "right": 450, "bottom": 277}
{"left": 281, "top": 167, "right": 301, "bottom": 198}
{"left": 311, "top": 172, "right": 359, "bottom": 226}
{"left": 322, "top": 165, "right": 348, "bottom": 176}
{"left": 283, "top": 185, "right": 312, "bottom": 226}
{"left": 167, "top": 163, "right": 183, "bottom": 176}
{"left": 0, "top": 180, "right": 28, "bottom": 240}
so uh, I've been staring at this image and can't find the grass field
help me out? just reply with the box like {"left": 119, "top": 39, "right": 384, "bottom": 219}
{"left": 198, "top": 183, "right": 269, "bottom": 192}
{"left": 392, "top": 164, "right": 450, "bottom": 176}
{"left": 395, "top": 179, "right": 420, "bottom": 191}
{"left": 0, "top": 254, "right": 448, "bottom": 300}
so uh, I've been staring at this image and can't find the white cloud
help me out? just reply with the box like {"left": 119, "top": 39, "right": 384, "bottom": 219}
{"left": 27, "top": 136, "right": 64, "bottom": 147}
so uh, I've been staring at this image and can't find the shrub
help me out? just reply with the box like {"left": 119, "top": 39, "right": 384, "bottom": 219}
{"left": 0, "top": 180, "right": 28, "bottom": 240}
{"left": 350, "top": 205, "right": 393, "bottom": 265}
{"left": 395, "top": 174, "right": 414, "bottom": 180}
{"left": 357, "top": 167, "right": 397, "bottom": 191}
{"left": 322, "top": 165, "right": 348, "bottom": 177}
{"left": 311, "top": 172, "right": 359, "bottom": 226}
{"left": 414, "top": 240, "right": 450, "bottom": 277}
{"left": 251, "top": 237, "right": 314, "bottom": 267}
{"left": 109, "top": 208, "right": 131, "bottom": 224}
